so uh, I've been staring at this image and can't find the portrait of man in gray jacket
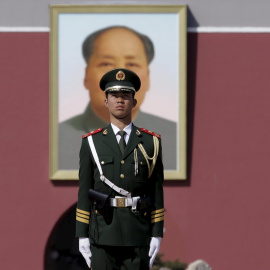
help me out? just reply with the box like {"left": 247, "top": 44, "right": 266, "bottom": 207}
{"left": 58, "top": 25, "right": 177, "bottom": 171}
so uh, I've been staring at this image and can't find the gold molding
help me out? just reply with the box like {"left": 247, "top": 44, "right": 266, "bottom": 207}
{"left": 50, "top": 5, "right": 187, "bottom": 180}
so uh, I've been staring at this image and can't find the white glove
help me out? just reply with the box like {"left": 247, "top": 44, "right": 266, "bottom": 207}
{"left": 148, "top": 237, "right": 161, "bottom": 268}
{"left": 79, "top": 237, "right": 92, "bottom": 268}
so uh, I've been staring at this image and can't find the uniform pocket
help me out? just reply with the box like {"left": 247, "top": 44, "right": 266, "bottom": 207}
{"left": 99, "top": 156, "right": 114, "bottom": 179}
{"left": 132, "top": 158, "right": 149, "bottom": 182}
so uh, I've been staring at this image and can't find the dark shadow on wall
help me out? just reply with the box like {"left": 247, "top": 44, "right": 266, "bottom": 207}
{"left": 44, "top": 202, "right": 89, "bottom": 270}
{"left": 164, "top": 32, "right": 198, "bottom": 188}
{"left": 187, "top": 6, "right": 199, "bottom": 27}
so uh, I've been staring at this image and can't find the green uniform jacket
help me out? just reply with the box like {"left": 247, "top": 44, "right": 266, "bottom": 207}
{"left": 76, "top": 124, "right": 164, "bottom": 246}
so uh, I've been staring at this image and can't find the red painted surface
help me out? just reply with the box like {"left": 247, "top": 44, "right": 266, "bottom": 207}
{"left": 0, "top": 32, "right": 270, "bottom": 270}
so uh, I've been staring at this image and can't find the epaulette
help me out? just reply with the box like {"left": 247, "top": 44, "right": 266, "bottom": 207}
{"left": 82, "top": 128, "right": 103, "bottom": 138}
{"left": 140, "top": 128, "right": 161, "bottom": 138}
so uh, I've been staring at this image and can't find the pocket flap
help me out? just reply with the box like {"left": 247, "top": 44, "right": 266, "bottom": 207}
{"left": 99, "top": 156, "right": 114, "bottom": 165}
{"left": 132, "top": 159, "right": 147, "bottom": 166}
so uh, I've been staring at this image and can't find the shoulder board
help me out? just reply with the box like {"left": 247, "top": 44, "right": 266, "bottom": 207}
{"left": 82, "top": 128, "right": 103, "bottom": 138}
{"left": 140, "top": 128, "right": 161, "bottom": 138}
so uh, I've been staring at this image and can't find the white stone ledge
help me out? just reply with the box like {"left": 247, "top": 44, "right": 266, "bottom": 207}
{"left": 1, "top": 26, "right": 270, "bottom": 33}
{"left": 188, "top": 26, "right": 270, "bottom": 33}
{"left": 0, "top": 27, "right": 50, "bottom": 32}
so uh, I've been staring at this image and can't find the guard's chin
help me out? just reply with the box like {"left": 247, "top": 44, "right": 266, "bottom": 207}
{"left": 112, "top": 113, "right": 129, "bottom": 120}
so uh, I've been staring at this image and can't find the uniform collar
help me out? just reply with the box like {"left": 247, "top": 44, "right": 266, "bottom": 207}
{"left": 110, "top": 122, "right": 133, "bottom": 137}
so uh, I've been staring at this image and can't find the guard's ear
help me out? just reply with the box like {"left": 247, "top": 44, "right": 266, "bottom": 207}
{"left": 104, "top": 98, "right": 108, "bottom": 107}
{"left": 133, "top": 98, "right": 137, "bottom": 108}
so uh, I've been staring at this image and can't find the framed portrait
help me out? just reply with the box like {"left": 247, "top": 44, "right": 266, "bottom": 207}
{"left": 50, "top": 5, "right": 187, "bottom": 180}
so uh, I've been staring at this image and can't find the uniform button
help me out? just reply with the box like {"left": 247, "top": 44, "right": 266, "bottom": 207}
{"left": 101, "top": 161, "right": 105, "bottom": 164}
{"left": 144, "top": 212, "right": 147, "bottom": 216}
{"left": 121, "top": 160, "right": 125, "bottom": 164}
{"left": 120, "top": 174, "right": 125, "bottom": 178}
{"left": 95, "top": 210, "right": 98, "bottom": 214}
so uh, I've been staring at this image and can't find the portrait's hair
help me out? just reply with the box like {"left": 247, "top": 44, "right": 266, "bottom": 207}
{"left": 82, "top": 25, "right": 155, "bottom": 65}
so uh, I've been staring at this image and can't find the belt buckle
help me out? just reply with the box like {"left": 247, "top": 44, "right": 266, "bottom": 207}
{"left": 116, "top": 198, "right": 126, "bottom": 207}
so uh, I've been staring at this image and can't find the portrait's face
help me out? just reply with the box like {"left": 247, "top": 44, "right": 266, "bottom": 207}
{"left": 84, "top": 27, "right": 150, "bottom": 121}
{"left": 105, "top": 92, "right": 137, "bottom": 121}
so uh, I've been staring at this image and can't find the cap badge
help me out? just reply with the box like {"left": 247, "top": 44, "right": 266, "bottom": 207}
{"left": 116, "top": 70, "right": 125, "bottom": 81}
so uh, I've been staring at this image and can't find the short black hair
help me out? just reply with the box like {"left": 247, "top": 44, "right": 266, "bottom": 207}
{"left": 82, "top": 25, "right": 155, "bottom": 65}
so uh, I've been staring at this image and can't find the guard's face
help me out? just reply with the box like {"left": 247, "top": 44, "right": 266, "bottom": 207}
{"left": 105, "top": 92, "right": 137, "bottom": 120}
{"left": 84, "top": 28, "right": 150, "bottom": 119}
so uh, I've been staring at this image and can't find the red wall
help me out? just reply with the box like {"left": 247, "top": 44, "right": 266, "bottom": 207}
{"left": 0, "top": 32, "right": 270, "bottom": 270}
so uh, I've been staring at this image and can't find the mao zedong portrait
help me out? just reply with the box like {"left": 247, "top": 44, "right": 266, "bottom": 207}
{"left": 58, "top": 26, "right": 177, "bottom": 170}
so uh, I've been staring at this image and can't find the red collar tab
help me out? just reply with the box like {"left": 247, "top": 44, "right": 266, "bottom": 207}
{"left": 140, "top": 128, "right": 161, "bottom": 138}
{"left": 82, "top": 128, "right": 103, "bottom": 138}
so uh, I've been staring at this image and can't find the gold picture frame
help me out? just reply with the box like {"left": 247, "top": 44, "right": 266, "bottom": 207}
{"left": 50, "top": 5, "right": 187, "bottom": 180}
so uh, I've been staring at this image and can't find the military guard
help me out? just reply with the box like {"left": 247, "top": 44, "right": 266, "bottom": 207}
{"left": 76, "top": 68, "right": 164, "bottom": 269}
